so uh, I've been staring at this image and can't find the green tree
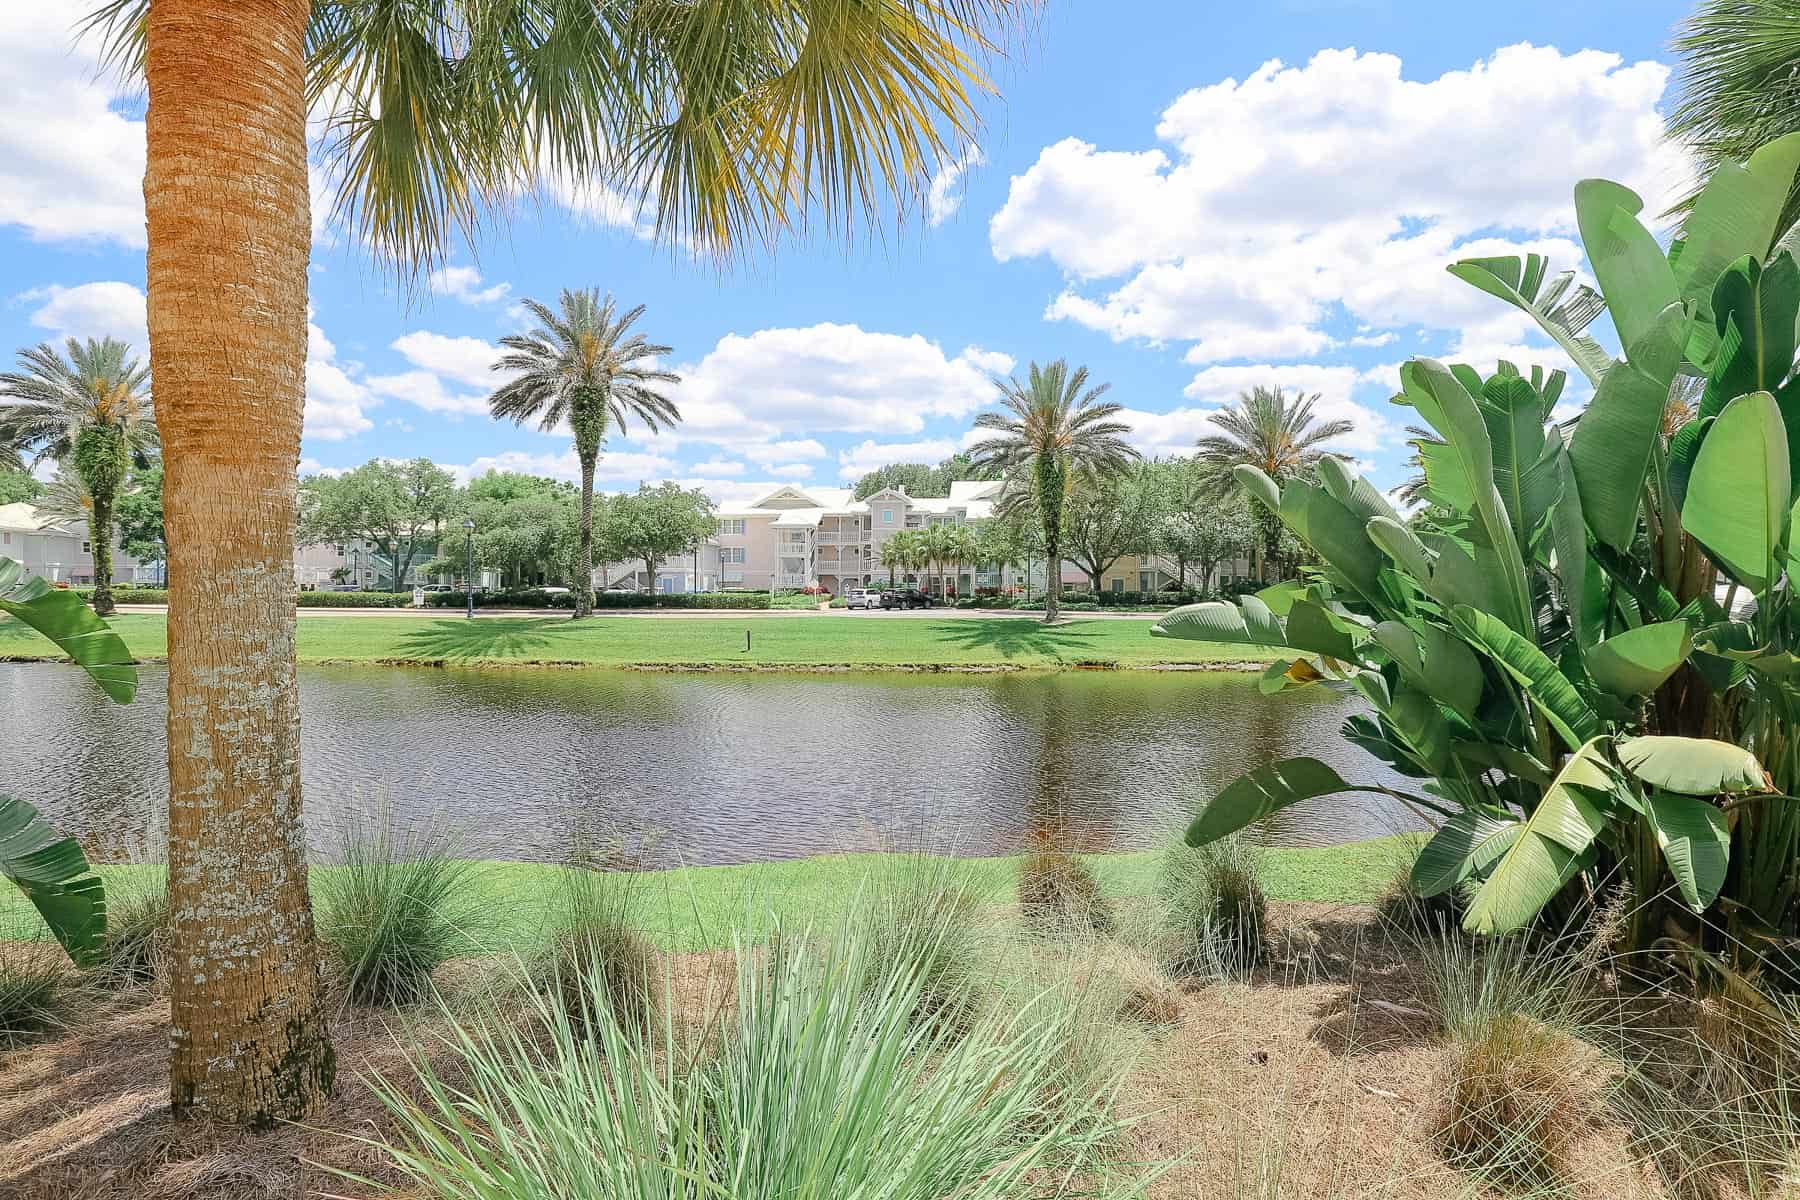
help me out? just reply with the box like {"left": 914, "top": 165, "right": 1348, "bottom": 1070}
{"left": 299, "top": 459, "right": 459, "bottom": 591}
{"left": 88, "top": 0, "right": 1023, "bottom": 1123}
{"left": 1158, "top": 461, "right": 1253, "bottom": 592}
{"left": 489, "top": 292, "right": 680, "bottom": 618}
{"left": 970, "top": 361, "right": 1138, "bottom": 623}
{"left": 1062, "top": 465, "right": 1167, "bottom": 594}
{"left": 0, "top": 469, "right": 42, "bottom": 505}
{"left": 1193, "top": 386, "right": 1350, "bottom": 583}
{"left": 428, "top": 472, "right": 579, "bottom": 589}
{"left": 0, "top": 338, "right": 156, "bottom": 615}
{"left": 116, "top": 465, "right": 167, "bottom": 582}
{"left": 853, "top": 462, "right": 938, "bottom": 500}
{"left": 945, "top": 523, "right": 981, "bottom": 597}
{"left": 595, "top": 482, "right": 716, "bottom": 594}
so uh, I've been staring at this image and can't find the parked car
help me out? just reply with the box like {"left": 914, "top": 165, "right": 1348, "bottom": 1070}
{"left": 601, "top": 585, "right": 639, "bottom": 595}
{"left": 880, "top": 588, "right": 932, "bottom": 610}
{"left": 419, "top": 583, "right": 452, "bottom": 593}
{"left": 844, "top": 587, "right": 882, "bottom": 610}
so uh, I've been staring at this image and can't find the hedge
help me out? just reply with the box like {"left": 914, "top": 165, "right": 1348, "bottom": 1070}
{"left": 71, "top": 586, "right": 169, "bottom": 604}
{"left": 425, "top": 590, "right": 774, "bottom": 610}
{"left": 296, "top": 590, "right": 414, "bottom": 608}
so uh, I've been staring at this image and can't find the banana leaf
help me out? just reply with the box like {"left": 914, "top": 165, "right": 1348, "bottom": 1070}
{"left": 1618, "top": 736, "right": 1768, "bottom": 794}
{"left": 1644, "top": 790, "right": 1731, "bottom": 912}
{"left": 0, "top": 794, "right": 106, "bottom": 967}
{"left": 1464, "top": 738, "right": 1615, "bottom": 934}
{"left": 0, "top": 557, "right": 136, "bottom": 703}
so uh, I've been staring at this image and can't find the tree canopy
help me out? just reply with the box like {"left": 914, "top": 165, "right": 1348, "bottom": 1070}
{"left": 595, "top": 482, "right": 716, "bottom": 586}
{"left": 299, "top": 458, "right": 460, "bottom": 590}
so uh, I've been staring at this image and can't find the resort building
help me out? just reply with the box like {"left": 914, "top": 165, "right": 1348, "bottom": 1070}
{"left": 0, "top": 502, "right": 155, "bottom": 585}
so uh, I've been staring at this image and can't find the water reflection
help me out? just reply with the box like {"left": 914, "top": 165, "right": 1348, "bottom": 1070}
{"left": 0, "top": 663, "right": 1421, "bottom": 866}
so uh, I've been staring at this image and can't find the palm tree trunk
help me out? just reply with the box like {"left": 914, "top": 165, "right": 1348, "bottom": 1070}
{"left": 575, "top": 449, "right": 596, "bottom": 618}
{"left": 148, "top": 0, "right": 334, "bottom": 1124}
{"left": 89, "top": 489, "right": 116, "bottom": 617}
{"left": 1037, "top": 458, "right": 1064, "bottom": 624}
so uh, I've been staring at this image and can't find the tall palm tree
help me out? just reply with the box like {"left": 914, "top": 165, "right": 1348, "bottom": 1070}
{"left": 969, "top": 361, "right": 1137, "bottom": 623}
{"left": 1669, "top": 0, "right": 1800, "bottom": 235}
{"left": 489, "top": 292, "right": 679, "bottom": 619}
{"left": 1194, "top": 385, "right": 1351, "bottom": 582}
{"left": 0, "top": 338, "right": 156, "bottom": 616}
{"left": 947, "top": 523, "right": 981, "bottom": 598}
{"left": 921, "top": 521, "right": 955, "bottom": 598}
{"left": 87, "top": 0, "right": 1021, "bottom": 1125}
{"left": 879, "top": 532, "right": 908, "bottom": 586}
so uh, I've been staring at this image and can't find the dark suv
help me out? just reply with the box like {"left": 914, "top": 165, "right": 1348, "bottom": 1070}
{"left": 880, "top": 588, "right": 933, "bottom": 610}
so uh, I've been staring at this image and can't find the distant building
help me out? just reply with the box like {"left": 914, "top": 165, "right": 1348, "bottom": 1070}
{"left": 0, "top": 502, "right": 155, "bottom": 585}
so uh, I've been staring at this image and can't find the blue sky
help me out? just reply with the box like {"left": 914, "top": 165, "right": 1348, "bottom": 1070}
{"left": 1, "top": 0, "right": 1694, "bottom": 504}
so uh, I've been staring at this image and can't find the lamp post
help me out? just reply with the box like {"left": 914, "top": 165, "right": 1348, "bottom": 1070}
{"left": 463, "top": 517, "right": 476, "bottom": 619}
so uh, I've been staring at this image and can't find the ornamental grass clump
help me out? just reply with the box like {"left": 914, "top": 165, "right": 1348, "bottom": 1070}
{"left": 846, "top": 855, "right": 991, "bottom": 1032}
{"left": 97, "top": 867, "right": 169, "bottom": 988}
{"left": 316, "top": 817, "right": 488, "bottom": 1007}
{"left": 532, "top": 855, "right": 660, "bottom": 1036}
{"left": 346, "top": 920, "right": 1146, "bottom": 1200}
{"left": 0, "top": 917, "right": 70, "bottom": 1046}
{"left": 1018, "top": 837, "right": 1112, "bottom": 934}
{"left": 1159, "top": 834, "right": 1267, "bottom": 975}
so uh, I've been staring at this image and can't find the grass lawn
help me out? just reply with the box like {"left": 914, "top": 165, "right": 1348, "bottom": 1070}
{"left": 0, "top": 610, "right": 1274, "bottom": 670}
{"left": 4, "top": 839, "right": 1413, "bottom": 954}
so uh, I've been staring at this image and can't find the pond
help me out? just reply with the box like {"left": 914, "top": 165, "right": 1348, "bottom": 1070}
{"left": 0, "top": 663, "right": 1421, "bottom": 866}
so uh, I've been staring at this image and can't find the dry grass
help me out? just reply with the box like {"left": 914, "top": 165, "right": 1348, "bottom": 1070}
{"left": 1018, "top": 838, "right": 1113, "bottom": 934}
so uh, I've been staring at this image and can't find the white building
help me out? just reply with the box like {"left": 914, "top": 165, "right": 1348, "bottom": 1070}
{"left": 0, "top": 502, "right": 154, "bottom": 585}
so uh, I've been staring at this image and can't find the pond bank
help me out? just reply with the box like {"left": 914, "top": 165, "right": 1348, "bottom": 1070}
{"left": 0, "top": 611, "right": 1274, "bottom": 671}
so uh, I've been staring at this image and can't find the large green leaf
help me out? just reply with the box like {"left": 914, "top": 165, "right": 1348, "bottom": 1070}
{"left": 1407, "top": 360, "right": 1534, "bottom": 636}
{"left": 1682, "top": 391, "right": 1790, "bottom": 591}
{"left": 1674, "top": 131, "right": 1800, "bottom": 361}
{"left": 1481, "top": 373, "right": 1550, "bottom": 548}
{"left": 1546, "top": 429, "right": 1588, "bottom": 638}
{"left": 1450, "top": 604, "right": 1600, "bottom": 750}
{"left": 1464, "top": 738, "right": 1615, "bottom": 935}
{"left": 1644, "top": 790, "right": 1730, "bottom": 913}
{"left": 1184, "top": 758, "right": 1363, "bottom": 847}
{"left": 1150, "top": 601, "right": 1286, "bottom": 648}
{"left": 0, "top": 794, "right": 106, "bottom": 967}
{"left": 1284, "top": 599, "right": 1364, "bottom": 662}
{"left": 1277, "top": 480, "right": 1383, "bottom": 605}
{"left": 1617, "top": 735, "right": 1768, "bottom": 794}
{"left": 1567, "top": 305, "right": 1687, "bottom": 550}
{"left": 1446, "top": 255, "right": 1613, "bottom": 386}
{"left": 0, "top": 558, "right": 137, "bottom": 703}
{"left": 1373, "top": 619, "right": 1483, "bottom": 723}
{"left": 1232, "top": 464, "right": 1281, "bottom": 513}
{"left": 1367, "top": 516, "right": 1432, "bottom": 582}
{"left": 1707, "top": 254, "right": 1800, "bottom": 490}
{"left": 1585, "top": 619, "right": 1694, "bottom": 699}
{"left": 1575, "top": 179, "right": 1681, "bottom": 353}
{"left": 1315, "top": 456, "right": 1401, "bottom": 526}
{"left": 1411, "top": 810, "right": 1522, "bottom": 898}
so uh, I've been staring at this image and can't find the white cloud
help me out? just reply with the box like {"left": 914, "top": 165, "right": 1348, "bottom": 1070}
{"left": 21, "top": 281, "right": 148, "bottom": 349}
{"left": 0, "top": 5, "right": 146, "bottom": 247}
{"left": 691, "top": 459, "right": 747, "bottom": 476}
{"left": 740, "top": 439, "right": 828, "bottom": 464}
{"left": 365, "top": 369, "right": 489, "bottom": 417}
{"left": 305, "top": 319, "right": 377, "bottom": 441}
{"left": 1174, "top": 362, "right": 1396, "bottom": 455}
{"left": 927, "top": 145, "right": 985, "bottom": 226}
{"left": 991, "top": 44, "right": 1686, "bottom": 367}
{"left": 767, "top": 462, "right": 813, "bottom": 479}
{"left": 679, "top": 477, "right": 817, "bottom": 508}
{"left": 428, "top": 265, "right": 511, "bottom": 306}
{"left": 444, "top": 447, "right": 680, "bottom": 488}
{"left": 390, "top": 331, "right": 506, "bottom": 389}
{"left": 836, "top": 437, "right": 960, "bottom": 480}
{"left": 671, "top": 324, "right": 1011, "bottom": 444}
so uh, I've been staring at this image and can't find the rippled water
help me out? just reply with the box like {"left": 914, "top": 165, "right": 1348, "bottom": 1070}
{"left": 0, "top": 662, "right": 1420, "bottom": 865}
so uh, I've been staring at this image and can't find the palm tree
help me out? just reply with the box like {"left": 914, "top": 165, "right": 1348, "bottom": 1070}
{"left": 0, "top": 339, "right": 156, "bottom": 616}
{"left": 879, "top": 533, "right": 909, "bottom": 586}
{"left": 1669, "top": 1, "right": 1800, "bottom": 235}
{"left": 489, "top": 292, "right": 679, "bottom": 619}
{"left": 87, "top": 0, "right": 1021, "bottom": 1125}
{"left": 921, "top": 521, "right": 955, "bottom": 598}
{"left": 1193, "top": 385, "right": 1351, "bottom": 582}
{"left": 969, "top": 361, "right": 1138, "bottom": 623}
{"left": 947, "top": 523, "right": 981, "bottom": 598}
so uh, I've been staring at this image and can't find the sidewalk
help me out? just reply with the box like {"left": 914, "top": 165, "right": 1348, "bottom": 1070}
{"left": 109, "top": 604, "right": 1171, "bottom": 621}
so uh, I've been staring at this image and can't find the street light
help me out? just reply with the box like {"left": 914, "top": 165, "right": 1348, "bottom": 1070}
{"left": 463, "top": 517, "right": 476, "bottom": 619}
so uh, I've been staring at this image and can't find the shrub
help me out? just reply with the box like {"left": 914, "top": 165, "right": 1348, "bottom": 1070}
{"left": 425, "top": 590, "right": 774, "bottom": 610}
{"left": 1158, "top": 836, "right": 1267, "bottom": 975}
{"left": 72, "top": 585, "right": 168, "bottom": 605}
{"left": 355, "top": 923, "right": 1144, "bottom": 1200}
{"left": 317, "top": 819, "right": 488, "bottom": 1006}
{"left": 1018, "top": 839, "right": 1111, "bottom": 934}
{"left": 296, "top": 590, "right": 414, "bottom": 607}
{"left": 533, "top": 859, "right": 660, "bottom": 1036}
{"left": 0, "top": 919, "right": 70, "bottom": 1046}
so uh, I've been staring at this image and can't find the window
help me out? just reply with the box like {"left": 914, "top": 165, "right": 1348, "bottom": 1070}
{"left": 82, "top": 540, "right": 92, "bottom": 553}
{"left": 717, "top": 518, "right": 746, "bottom": 537}
{"left": 1111, "top": 578, "right": 1124, "bottom": 593}
{"left": 1139, "top": 571, "right": 1151, "bottom": 592}
{"left": 1, "top": 532, "right": 9, "bottom": 546}
{"left": 882, "top": 509, "right": 894, "bottom": 524}
{"left": 722, "top": 547, "right": 746, "bottom": 564}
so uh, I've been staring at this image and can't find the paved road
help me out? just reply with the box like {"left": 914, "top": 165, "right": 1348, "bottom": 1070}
{"left": 112, "top": 603, "right": 1171, "bottom": 621}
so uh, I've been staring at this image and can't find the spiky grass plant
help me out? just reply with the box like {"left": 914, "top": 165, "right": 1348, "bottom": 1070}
{"left": 845, "top": 854, "right": 992, "bottom": 1032}
{"left": 1419, "top": 928, "right": 1620, "bottom": 1190}
{"left": 97, "top": 866, "right": 169, "bottom": 988}
{"left": 1018, "top": 838, "right": 1112, "bottom": 934}
{"left": 1159, "top": 835, "right": 1267, "bottom": 975}
{"left": 0, "top": 915, "right": 72, "bottom": 1045}
{"left": 347, "top": 920, "right": 1148, "bottom": 1199}
{"left": 316, "top": 818, "right": 488, "bottom": 1006}
{"left": 532, "top": 857, "right": 661, "bottom": 1036}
